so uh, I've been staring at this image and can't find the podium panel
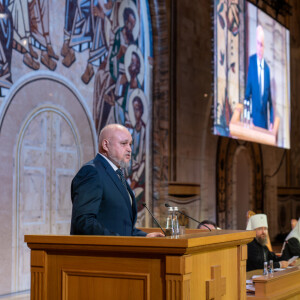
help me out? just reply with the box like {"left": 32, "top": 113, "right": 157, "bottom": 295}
{"left": 51, "top": 254, "right": 161, "bottom": 300}
{"left": 25, "top": 229, "right": 255, "bottom": 300}
{"left": 63, "top": 269, "right": 149, "bottom": 300}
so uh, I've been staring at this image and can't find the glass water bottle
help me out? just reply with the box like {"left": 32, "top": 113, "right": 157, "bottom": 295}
{"left": 173, "top": 207, "right": 180, "bottom": 235}
{"left": 165, "top": 207, "right": 174, "bottom": 236}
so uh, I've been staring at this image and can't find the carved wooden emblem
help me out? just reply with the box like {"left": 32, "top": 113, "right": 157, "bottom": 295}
{"left": 206, "top": 265, "right": 226, "bottom": 300}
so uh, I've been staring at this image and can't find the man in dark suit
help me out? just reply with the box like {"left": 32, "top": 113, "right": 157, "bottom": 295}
{"left": 70, "top": 123, "right": 164, "bottom": 237}
{"left": 245, "top": 25, "right": 274, "bottom": 130}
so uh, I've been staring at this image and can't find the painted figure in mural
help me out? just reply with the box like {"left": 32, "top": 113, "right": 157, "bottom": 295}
{"left": 28, "top": 0, "right": 59, "bottom": 71}
{"left": 61, "top": 0, "right": 77, "bottom": 67}
{"left": 127, "top": 51, "right": 141, "bottom": 88}
{"left": 93, "top": 0, "right": 139, "bottom": 134}
{"left": 61, "top": 0, "right": 116, "bottom": 84}
{"left": 114, "top": 45, "right": 144, "bottom": 126}
{"left": 0, "top": 0, "right": 13, "bottom": 90}
{"left": 245, "top": 25, "right": 274, "bottom": 130}
{"left": 61, "top": 0, "right": 93, "bottom": 77}
{"left": 109, "top": 5, "right": 138, "bottom": 82}
{"left": 70, "top": 123, "right": 163, "bottom": 237}
{"left": 8, "top": 0, "right": 40, "bottom": 70}
{"left": 81, "top": 0, "right": 116, "bottom": 84}
{"left": 93, "top": 64, "right": 114, "bottom": 135}
{"left": 126, "top": 92, "right": 147, "bottom": 212}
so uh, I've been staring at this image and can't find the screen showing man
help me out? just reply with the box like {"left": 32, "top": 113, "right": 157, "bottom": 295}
{"left": 245, "top": 25, "right": 273, "bottom": 130}
{"left": 213, "top": 1, "right": 290, "bottom": 148}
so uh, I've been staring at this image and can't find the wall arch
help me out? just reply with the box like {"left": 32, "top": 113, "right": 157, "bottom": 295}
{"left": 0, "top": 73, "right": 96, "bottom": 293}
{"left": 231, "top": 146, "right": 253, "bottom": 229}
{"left": 14, "top": 105, "right": 83, "bottom": 290}
{"left": 216, "top": 137, "right": 263, "bottom": 229}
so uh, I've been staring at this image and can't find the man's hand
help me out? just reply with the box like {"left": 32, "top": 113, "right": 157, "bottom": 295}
{"left": 146, "top": 232, "right": 165, "bottom": 237}
{"left": 279, "top": 261, "right": 290, "bottom": 268}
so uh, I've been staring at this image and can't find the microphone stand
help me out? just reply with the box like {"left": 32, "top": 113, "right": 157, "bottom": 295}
{"left": 142, "top": 203, "right": 166, "bottom": 235}
{"left": 164, "top": 203, "right": 211, "bottom": 231}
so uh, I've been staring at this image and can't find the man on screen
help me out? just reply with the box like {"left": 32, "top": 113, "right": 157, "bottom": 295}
{"left": 245, "top": 25, "right": 274, "bottom": 130}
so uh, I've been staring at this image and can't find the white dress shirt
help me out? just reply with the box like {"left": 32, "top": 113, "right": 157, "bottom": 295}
{"left": 257, "top": 57, "right": 264, "bottom": 97}
{"left": 99, "top": 153, "right": 132, "bottom": 205}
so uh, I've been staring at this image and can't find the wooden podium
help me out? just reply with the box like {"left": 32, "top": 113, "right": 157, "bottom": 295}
{"left": 25, "top": 230, "right": 255, "bottom": 300}
{"left": 229, "top": 103, "right": 280, "bottom": 146}
{"left": 247, "top": 265, "right": 300, "bottom": 300}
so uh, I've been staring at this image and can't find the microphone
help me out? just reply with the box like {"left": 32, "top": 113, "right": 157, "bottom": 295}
{"left": 142, "top": 203, "right": 166, "bottom": 235}
{"left": 164, "top": 203, "right": 211, "bottom": 231}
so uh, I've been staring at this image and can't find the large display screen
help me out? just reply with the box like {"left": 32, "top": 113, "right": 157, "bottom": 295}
{"left": 213, "top": 0, "right": 290, "bottom": 148}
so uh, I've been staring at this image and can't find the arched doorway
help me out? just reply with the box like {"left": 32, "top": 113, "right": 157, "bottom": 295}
{"left": 15, "top": 106, "right": 82, "bottom": 290}
{"left": 0, "top": 73, "right": 97, "bottom": 293}
{"left": 216, "top": 137, "right": 263, "bottom": 229}
{"left": 232, "top": 146, "right": 252, "bottom": 229}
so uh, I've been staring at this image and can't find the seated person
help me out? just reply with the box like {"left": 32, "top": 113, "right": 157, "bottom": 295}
{"left": 281, "top": 218, "right": 300, "bottom": 261}
{"left": 197, "top": 220, "right": 217, "bottom": 230}
{"left": 291, "top": 218, "right": 298, "bottom": 229}
{"left": 246, "top": 214, "right": 290, "bottom": 271}
{"left": 247, "top": 210, "right": 272, "bottom": 251}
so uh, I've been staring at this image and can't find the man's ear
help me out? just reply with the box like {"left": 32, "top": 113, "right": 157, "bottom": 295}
{"left": 102, "top": 139, "right": 109, "bottom": 152}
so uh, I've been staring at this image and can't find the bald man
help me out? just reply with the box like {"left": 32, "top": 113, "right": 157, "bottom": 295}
{"left": 245, "top": 25, "right": 274, "bottom": 130}
{"left": 71, "top": 124, "right": 163, "bottom": 237}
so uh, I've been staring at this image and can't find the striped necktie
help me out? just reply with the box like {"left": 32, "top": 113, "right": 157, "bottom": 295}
{"left": 116, "top": 168, "right": 127, "bottom": 189}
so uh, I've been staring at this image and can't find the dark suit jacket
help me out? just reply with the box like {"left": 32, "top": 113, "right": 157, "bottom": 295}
{"left": 70, "top": 153, "right": 146, "bottom": 236}
{"left": 245, "top": 54, "right": 274, "bottom": 129}
{"left": 281, "top": 237, "right": 300, "bottom": 260}
{"left": 247, "top": 238, "right": 283, "bottom": 271}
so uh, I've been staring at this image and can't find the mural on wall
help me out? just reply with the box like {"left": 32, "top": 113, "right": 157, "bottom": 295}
{"left": 0, "top": 0, "right": 153, "bottom": 294}
{"left": 214, "top": 0, "right": 241, "bottom": 136}
{"left": 0, "top": 0, "right": 13, "bottom": 93}
{"left": 0, "top": 0, "right": 152, "bottom": 226}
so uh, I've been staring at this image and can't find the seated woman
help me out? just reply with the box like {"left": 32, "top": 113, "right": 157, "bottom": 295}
{"left": 281, "top": 218, "right": 300, "bottom": 261}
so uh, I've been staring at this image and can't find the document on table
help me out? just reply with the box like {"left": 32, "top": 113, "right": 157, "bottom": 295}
{"left": 246, "top": 284, "right": 255, "bottom": 292}
{"left": 288, "top": 256, "right": 298, "bottom": 265}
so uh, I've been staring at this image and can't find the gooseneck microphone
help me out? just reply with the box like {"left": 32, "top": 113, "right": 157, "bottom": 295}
{"left": 164, "top": 203, "right": 211, "bottom": 231}
{"left": 142, "top": 203, "right": 166, "bottom": 235}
